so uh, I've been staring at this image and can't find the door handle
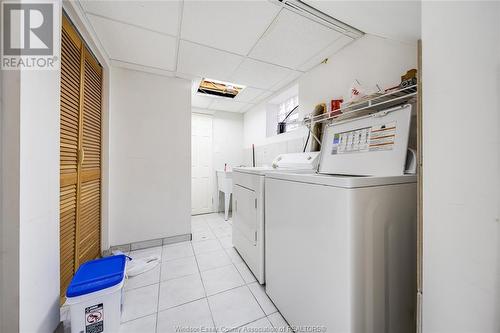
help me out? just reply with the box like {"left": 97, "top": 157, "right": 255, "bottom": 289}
{"left": 78, "top": 148, "right": 85, "bottom": 166}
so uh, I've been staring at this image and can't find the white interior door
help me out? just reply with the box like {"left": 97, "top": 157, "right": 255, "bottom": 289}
{"left": 192, "top": 114, "right": 213, "bottom": 215}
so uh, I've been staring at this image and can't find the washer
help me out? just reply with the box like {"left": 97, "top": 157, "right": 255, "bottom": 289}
{"left": 232, "top": 152, "right": 319, "bottom": 284}
{"left": 265, "top": 105, "right": 417, "bottom": 332}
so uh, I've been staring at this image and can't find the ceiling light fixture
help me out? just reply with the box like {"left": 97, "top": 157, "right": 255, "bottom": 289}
{"left": 275, "top": 0, "right": 364, "bottom": 39}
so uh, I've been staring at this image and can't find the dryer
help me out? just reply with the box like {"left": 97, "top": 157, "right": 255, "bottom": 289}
{"left": 232, "top": 152, "right": 319, "bottom": 284}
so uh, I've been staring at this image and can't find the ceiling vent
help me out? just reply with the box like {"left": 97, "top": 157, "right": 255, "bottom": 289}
{"left": 197, "top": 78, "right": 245, "bottom": 99}
{"left": 275, "top": 0, "right": 364, "bottom": 39}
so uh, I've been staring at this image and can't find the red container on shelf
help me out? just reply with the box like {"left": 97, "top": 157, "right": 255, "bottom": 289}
{"left": 331, "top": 99, "right": 343, "bottom": 116}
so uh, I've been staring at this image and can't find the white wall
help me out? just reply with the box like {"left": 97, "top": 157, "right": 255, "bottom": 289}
{"left": 244, "top": 103, "right": 308, "bottom": 148}
{"left": 243, "top": 34, "right": 417, "bottom": 166}
{"left": 1, "top": 3, "right": 62, "bottom": 332}
{"left": 243, "top": 104, "right": 307, "bottom": 166}
{"left": 109, "top": 68, "right": 191, "bottom": 246}
{"left": 243, "top": 103, "right": 267, "bottom": 148}
{"left": 299, "top": 34, "right": 417, "bottom": 120}
{"left": 18, "top": 62, "right": 61, "bottom": 333}
{"left": 211, "top": 111, "right": 244, "bottom": 172}
{"left": 422, "top": 2, "right": 500, "bottom": 332}
{"left": 192, "top": 108, "right": 244, "bottom": 212}
{"left": 243, "top": 84, "right": 308, "bottom": 167}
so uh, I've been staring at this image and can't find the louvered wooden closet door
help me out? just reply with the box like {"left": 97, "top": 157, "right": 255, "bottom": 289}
{"left": 60, "top": 16, "right": 82, "bottom": 299}
{"left": 59, "top": 16, "right": 103, "bottom": 300}
{"left": 77, "top": 48, "right": 102, "bottom": 267}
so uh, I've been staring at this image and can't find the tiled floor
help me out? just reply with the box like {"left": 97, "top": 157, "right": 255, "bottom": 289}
{"left": 61, "top": 213, "right": 289, "bottom": 333}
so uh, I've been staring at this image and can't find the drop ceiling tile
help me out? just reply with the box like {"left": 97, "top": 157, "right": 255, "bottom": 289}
{"left": 176, "top": 72, "right": 199, "bottom": 82}
{"left": 110, "top": 59, "right": 175, "bottom": 77}
{"left": 268, "top": 84, "right": 299, "bottom": 104}
{"left": 209, "top": 99, "right": 249, "bottom": 113}
{"left": 231, "top": 59, "right": 293, "bottom": 90}
{"left": 250, "top": 90, "right": 277, "bottom": 106}
{"left": 192, "top": 94, "right": 214, "bottom": 109}
{"left": 240, "top": 103, "right": 256, "bottom": 114}
{"left": 249, "top": 9, "right": 343, "bottom": 69}
{"left": 305, "top": 0, "right": 420, "bottom": 43}
{"left": 88, "top": 14, "right": 177, "bottom": 71}
{"left": 81, "top": 0, "right": 181, "bottom": 36}
{"left": 297, "top": 35, "right": 354, "bottom": 72}
{"left": 234, "top": 87, "right": 267, "bottom": 103}
{"left": 177, "top": 40, "right": 244, "bottom": 82}
{"left": 269, "top": 70, "right": 302, "bottom": 92}
{"left": 181, "top": 1, "right": 281, "bottom": 55}
{"left": 255, "top": 90, "right": 274, "bottom": 104}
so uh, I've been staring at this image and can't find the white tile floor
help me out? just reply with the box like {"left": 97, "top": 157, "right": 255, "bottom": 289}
{"left": 61, "top": 213, "right": 289, "bottom": 333}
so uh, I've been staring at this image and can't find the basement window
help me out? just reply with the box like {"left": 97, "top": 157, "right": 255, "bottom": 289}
{"left": 197, "top": 78, "right": 245, "bottom": 99}
{"left": 266, "top": 85, "right": 300, "bottom": 137}
{"left": 277, "top": 95, "right": 299, "bottom": 132}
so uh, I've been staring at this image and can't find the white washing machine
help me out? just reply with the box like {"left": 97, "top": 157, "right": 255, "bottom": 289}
{"left": 265, "top": 104, "right": 417, "bottom": 332}
{"left": 232, "top": 152, "right": 319, "bottom": 284}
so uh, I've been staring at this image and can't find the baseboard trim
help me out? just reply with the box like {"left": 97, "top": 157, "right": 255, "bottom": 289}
{"left": 104, "top": 233, "right": 192, "bottom": 256}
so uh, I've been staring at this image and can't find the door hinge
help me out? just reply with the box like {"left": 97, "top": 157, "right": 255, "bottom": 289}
{"left": 254, "top": 198, "right": 257, "bottom": 209}
{"left": 254, "top": 231, "right": 258, "bottom": 242}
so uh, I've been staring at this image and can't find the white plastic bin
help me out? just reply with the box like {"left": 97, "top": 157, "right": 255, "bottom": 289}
{"left": 65, "top": 255, "right": 126, "bottom": 333}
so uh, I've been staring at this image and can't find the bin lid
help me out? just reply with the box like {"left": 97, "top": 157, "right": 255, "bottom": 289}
{"left": 67, "top": 255, "right": 126, "bottom": 298}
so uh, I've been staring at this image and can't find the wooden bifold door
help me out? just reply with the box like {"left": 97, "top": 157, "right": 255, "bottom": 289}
{"left": 60, "top": 15, "right": 103, "bottom": 300}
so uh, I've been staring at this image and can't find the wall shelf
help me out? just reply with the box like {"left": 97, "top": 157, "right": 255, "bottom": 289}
{"left": 302, "top": 85, "right": 417, "bottom": 127}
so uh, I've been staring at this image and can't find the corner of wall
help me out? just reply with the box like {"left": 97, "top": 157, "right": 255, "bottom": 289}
{"left": 0, "top": 57, "right": 3, "bottom": 332}
{"left": 100, "top": 58, "right": 111, "bottom": 252}
{"left": 1, "top": 65, "right": 21, "bottom": 333}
